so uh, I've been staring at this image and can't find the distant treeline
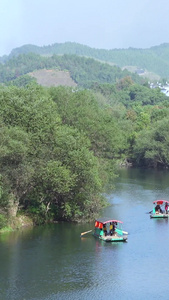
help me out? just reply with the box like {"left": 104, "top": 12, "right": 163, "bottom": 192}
{"left": 0, "top": 52, "right": 143, "bottom": 88}
{"left": 1, "top": 42, "right": 169, "bottom": 78}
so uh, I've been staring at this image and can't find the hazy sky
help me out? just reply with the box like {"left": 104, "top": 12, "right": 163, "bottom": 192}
{"left": 0, "top": 0, "right": 169, "bottom": 56}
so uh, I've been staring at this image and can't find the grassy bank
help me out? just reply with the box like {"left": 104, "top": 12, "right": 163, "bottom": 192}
{"left": 0, "top": 214, "right": 34, "bottom": 234}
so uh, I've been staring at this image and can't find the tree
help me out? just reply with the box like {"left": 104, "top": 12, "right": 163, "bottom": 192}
{"left": 133, "top": 118, "right": 169, "bottom": 167}
{"left": 0, "top": 125, "right": 32, "bottom": 217}
{"left": 0, "top": 85, "right": 108, "bottom": 222}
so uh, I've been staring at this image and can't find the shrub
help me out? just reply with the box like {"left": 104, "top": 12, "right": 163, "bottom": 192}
{"left": 0, "top": 214, "right": 7, "bottom": 229}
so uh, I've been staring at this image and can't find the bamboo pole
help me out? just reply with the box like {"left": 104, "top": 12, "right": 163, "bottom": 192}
{"left": 80, "top": 230, "right": 92, "bottom": 237}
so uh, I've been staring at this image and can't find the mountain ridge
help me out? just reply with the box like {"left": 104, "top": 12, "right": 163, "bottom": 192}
{"left": 1, "top": 42, "right": 168, "bottom": 79}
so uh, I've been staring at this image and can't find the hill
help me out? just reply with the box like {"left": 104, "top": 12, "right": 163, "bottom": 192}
{"left": 0, "top": 53, "right": 143, "bottom": 88}
{"left": 1, "top": 42, "right": 169, "bottom": 79}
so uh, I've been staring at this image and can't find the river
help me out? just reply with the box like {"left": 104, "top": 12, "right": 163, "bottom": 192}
{"left": 0, "top": 168, "right": 169, "bottom": 300}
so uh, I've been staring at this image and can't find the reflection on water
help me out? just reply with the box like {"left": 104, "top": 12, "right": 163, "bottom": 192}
{"left": 1, "top": 168, "right": 169, "bottom": 299}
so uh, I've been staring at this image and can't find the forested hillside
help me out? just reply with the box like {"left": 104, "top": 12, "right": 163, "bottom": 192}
{"left": 1, "top": 42, "right": 169, "bottom": 231}
{"left": 0, "top": 53, "right": 143, "bottom": 88}
{"left": 0, "top": 79, "right": 169, "bottom": 230}
{"left": 1, "top": 42, "right": 169, "bottom": 78}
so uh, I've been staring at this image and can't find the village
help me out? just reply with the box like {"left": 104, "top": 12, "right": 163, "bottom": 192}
{"left": 149, "top": 81, "right": 169, "bottom": 96}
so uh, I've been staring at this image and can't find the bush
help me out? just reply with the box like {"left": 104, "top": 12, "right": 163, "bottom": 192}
{"left": 0, "top": 214, "right": 7, "bottom": 229}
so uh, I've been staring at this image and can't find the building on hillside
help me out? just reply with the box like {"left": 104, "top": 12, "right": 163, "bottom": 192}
{"left": 149, "top": 82, "right": 169, "bottom": 97}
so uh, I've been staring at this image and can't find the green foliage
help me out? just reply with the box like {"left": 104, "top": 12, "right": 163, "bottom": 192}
{"left": 6, "top": 74, "right": 37, "bottom": 87}
{"left": 41, "top": 160, "right": 76, "bottom": 193}
{"left": 136, "top": 112, "right": 151, "bottom": 131}
{"left": 133, "top": 118, "right": 169, "bottom": 167}
{"left": 50, "top": 87, "right": 127, "bottom": 160}
{"left": 0, "top": 85, "right": 116, "bottom": 222}
{"left": 150, "top": 106, "right": 169, "bottom": 122}
{"left": 2, "top": 41, "right": 169, "bottom": 78}
{"left": 0, "top": 52, "right": 142, "bottom": 88}
{"left": 1, "top": 73, "right": 169, "bottom": 225}
{"left": 0, "top": 214, "right": 7, "bottom": 229}
{"left": 128, "top": 84, "right": 167, "bottom": 105}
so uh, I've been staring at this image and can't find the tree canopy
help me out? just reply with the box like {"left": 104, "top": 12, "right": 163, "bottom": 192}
{"left": 1, "top": 41, "right": 169, "bottom": 78}
{"left": 0, "top": 70, "right": 169, "bottom": 227}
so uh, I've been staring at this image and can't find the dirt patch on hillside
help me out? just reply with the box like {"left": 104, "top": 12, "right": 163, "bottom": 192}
{"left": 29, "top": 69, "right": 77, "bottom": 87}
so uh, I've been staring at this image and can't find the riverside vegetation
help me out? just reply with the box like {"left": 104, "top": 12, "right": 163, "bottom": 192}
{"left": 1, "top": 47, "right": 169, "bottom": 232}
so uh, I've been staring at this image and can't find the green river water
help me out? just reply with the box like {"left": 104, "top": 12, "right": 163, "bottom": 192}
{"left": 0, "top": 168, "right": 169, "bottom": 300}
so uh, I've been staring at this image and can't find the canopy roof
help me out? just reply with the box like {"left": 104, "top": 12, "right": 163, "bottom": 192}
{"left": 153, "top": 200, "right": 169, "bottom": 205}
{"left": 95, "top": 218, "right": 123, "bottom": 224}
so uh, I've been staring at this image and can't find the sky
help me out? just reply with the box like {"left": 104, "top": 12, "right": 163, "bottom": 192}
{"left": 0, "top": 0, "right": 169, "bottom": 56}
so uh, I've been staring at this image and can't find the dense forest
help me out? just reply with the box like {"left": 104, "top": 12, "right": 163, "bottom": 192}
{"left": 1, "top": 44, "right": 169, "bottom": 231}
{"left": 1, "top": 42, "right": 169, "bottom": 78}
{"left": 0, "top": 79, "right": 169, "bottom": 230}
{"left": 0, "top": 52, "right": 143, "bottom": 87}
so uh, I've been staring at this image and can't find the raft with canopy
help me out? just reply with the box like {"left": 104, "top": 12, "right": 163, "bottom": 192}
{"left": 93, "top": 218, "right": 128, "bottom": 242}
{"left": 150, "top": 200, "right": 169, "bottom": 218}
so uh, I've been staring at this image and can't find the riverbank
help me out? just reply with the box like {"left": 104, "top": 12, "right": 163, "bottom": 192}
{"left": 0, "top": 214, "right": 34, "bottom": 234}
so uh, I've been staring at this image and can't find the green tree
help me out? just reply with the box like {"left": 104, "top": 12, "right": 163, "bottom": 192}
{"left": 0, "top": 125, "right": 32, "bottom": 217}
{"left": 133, "top": 118, "right": 169, "bottom": 167}
{"left": 0, "top": 85, "right": 108, "bottom": 222}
